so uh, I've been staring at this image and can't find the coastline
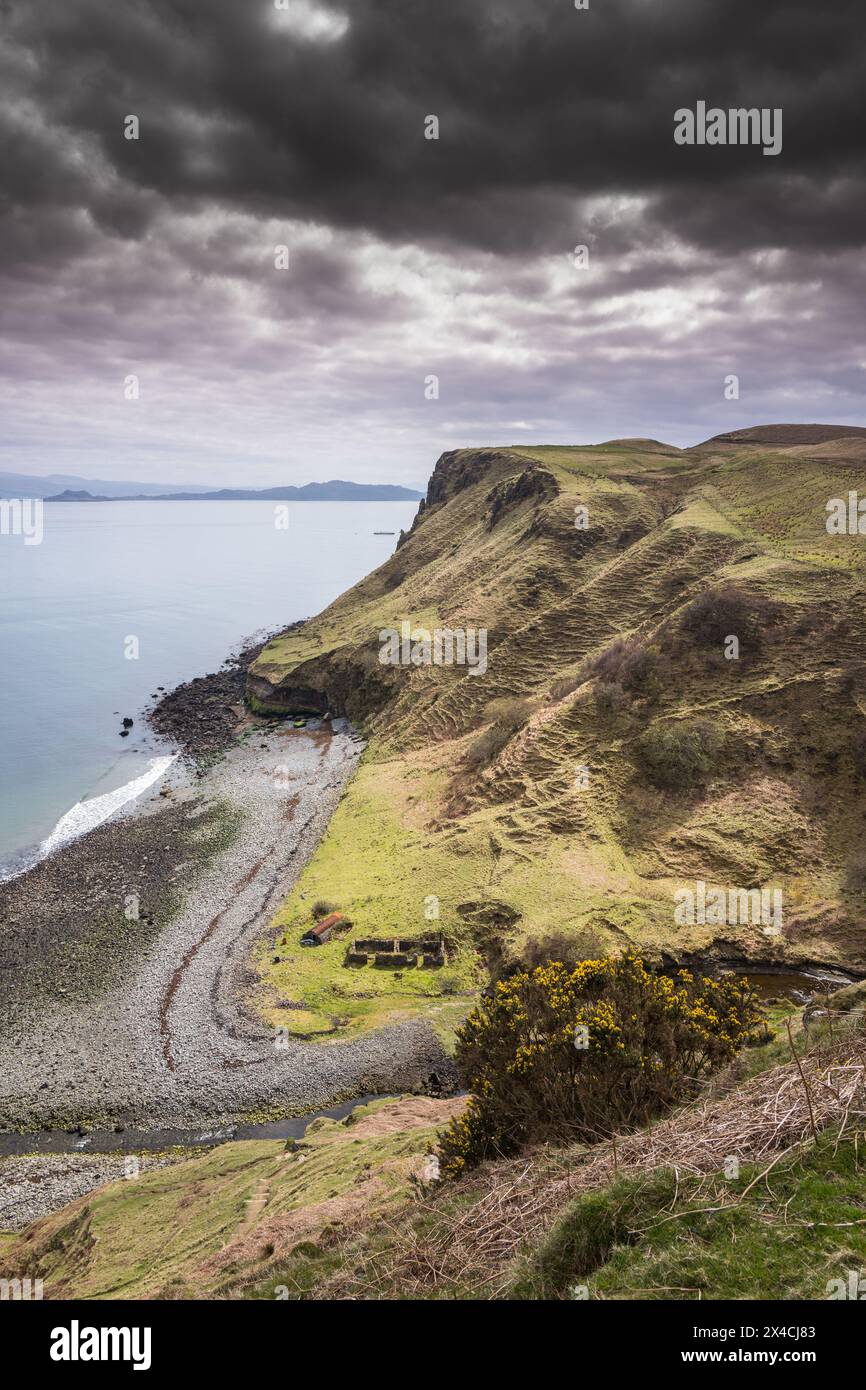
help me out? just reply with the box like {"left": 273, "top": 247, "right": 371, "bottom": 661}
{"left": 0, "top": 637, "right": 455, "bottom": 1137}
{"left": 0, "top": 631, "right": 276, "bottom": 886}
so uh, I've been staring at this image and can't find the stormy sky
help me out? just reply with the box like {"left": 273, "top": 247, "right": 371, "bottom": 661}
{"left": 1, "top": 0, "right": 864, "bottom": 488}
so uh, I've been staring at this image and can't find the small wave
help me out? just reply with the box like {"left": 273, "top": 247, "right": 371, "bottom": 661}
{"left": 0, "top": 754, "right": 178, "bottom": 884}
{"left": 37, "top": 755, "right": 178, "bottom": 859}
{"left": 0, "top": 755, "right": 179, "bottom": 882}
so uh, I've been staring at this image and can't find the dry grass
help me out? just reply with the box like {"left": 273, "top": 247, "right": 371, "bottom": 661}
{"left": 320, "top": 1021, "right": 866, "bottom": 1298}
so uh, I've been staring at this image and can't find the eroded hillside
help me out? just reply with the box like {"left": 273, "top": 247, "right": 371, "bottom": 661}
{"left": 248, "top": 428, "right": 866, "bottom": 1040}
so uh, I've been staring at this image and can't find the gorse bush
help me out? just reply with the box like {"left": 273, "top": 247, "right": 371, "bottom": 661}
{"left": 635, "top": 718, "right": 722, "bottom": 789}
{"left": 438, "top": 952, "right": 763, "bottom": 1178}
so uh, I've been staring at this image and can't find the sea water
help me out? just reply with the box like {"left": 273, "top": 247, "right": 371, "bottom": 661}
{"left": 0, "top": 498, "right": 416, "bottom": 875}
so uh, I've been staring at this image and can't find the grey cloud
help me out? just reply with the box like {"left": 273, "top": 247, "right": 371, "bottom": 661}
{"left": 0, "top": 0, "right": 863, "bottom": 486}
{"left": 4, "top": 0, "right": 864, "bottom": 256}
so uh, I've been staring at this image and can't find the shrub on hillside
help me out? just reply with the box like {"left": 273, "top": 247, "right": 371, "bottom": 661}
{"left": 463, "top": 697, "right": 532, "bottom": 772}
{"left": 311, "top": 899, "right": 336, "bottom": 920}
{"left": 590, "top": 636, "right": 662, "bottom": 699}
{"left": 438, "top": 952, "right": 763, "bottom": 1176}
{"left": 549, "top": 638, "right": 662, "bottom": 708}
{"left": 635, "top": 718, "right": 722, "bottom": 790}
{"left": 463, "top": 724, "right": 512, "bottom": 771}
{"left": 484, "top": 697, "right": 532, "bottom": 731}
{"left": 594, "top": 679, "right": 628, "bottom": 716}
{"left": 548, "top": 670, "right": 585, "bottom": 703}
{"left": 677, "top": 584, "right": 779, "bottom": 658}
{"left": 518, "top": 929, "right": 606, "bottom": 973}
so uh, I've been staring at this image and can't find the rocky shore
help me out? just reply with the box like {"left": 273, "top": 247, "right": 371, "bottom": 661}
{"left": 0, "top": 1153, "right": 183, "bottom": 1231}
{"left": 147, "top": 630, "right": 285, "bottom": 762}
{"left": 0, "top": 643, "right": 455, "bottom": 1144}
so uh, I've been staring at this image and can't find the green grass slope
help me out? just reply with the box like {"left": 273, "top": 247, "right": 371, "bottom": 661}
{"left": 514, "top": 1131, "right": 866, "bottom": 1301}
{"left": 0, "top": 1098, "right": 461, "bottom": 1300}
{"left": 247, "top": 428, "right": 866, "bottom": 1041}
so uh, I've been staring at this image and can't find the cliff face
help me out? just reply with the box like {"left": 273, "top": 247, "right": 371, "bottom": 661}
{"left": 248, "top": 430, "right": 866, "bottom": 1005}
{"left": 246, "top": 447, "right": 566, "bottom": 722}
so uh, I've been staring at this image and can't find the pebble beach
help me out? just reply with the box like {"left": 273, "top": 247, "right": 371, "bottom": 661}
{"left": 0, "top": 655, "right": 453, "bottom": 1220}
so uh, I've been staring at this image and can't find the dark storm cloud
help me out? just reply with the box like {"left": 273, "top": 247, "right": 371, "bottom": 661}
{"left": 0, "top": 0, "right": 864, "bottom": 484}
{"left": 4, "top": 0, "right": 865, "bottom": 258}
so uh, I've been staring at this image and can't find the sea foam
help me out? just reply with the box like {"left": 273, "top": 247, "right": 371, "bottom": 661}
{"left": 0, "top": 754, "right": 177, "bottom": 882}
{"left": 38, "top": 755, "right": 178, "bottom": 857}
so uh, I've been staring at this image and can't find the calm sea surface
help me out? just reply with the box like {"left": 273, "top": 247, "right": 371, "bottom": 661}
{"left": 0, "top": 499, "right": 416, "bottom": 874}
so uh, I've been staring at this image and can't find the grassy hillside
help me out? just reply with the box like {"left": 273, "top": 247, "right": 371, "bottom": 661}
{"left": 248, "top": 428, "right": 866, "bottom": 1042}
{"left": 0, "top": 1098, "right": 461, "bottom": 1300}
{"left": 7, "top": 995, "right": 860, "bottom": 1301}
{"left": 297, "top": 987, "right": 866, "bottom": 1301}
{"left": 515, "top": 1133, "right": 866, "bottom": 1301}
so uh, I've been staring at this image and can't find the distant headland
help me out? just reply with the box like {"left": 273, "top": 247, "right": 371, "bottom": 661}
{"left": 44, "top": 480, "right": 423, "bottom": 502}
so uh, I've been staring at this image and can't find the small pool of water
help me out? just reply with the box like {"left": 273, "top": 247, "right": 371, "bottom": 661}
{"left": 662, "top": 959, "right": 857, "bottom": 1004}
{"left": 740, "top": 970, "right": 849, "bottom": 1002}
{"left": 718, "top": 963, "right": 856, "bottom": 1004}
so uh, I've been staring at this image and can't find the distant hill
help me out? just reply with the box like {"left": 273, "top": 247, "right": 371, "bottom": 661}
{"left": 47, "top": 489, "right": 111, "bottom": 502}
{"left": 701, "top": 423, "right": 866, "bottom": 447}
{"left": 0, "top": 470, "right": 212, "bottom": 500}
{"left": 45, "top": 479, "right": 423, "bottom": 502}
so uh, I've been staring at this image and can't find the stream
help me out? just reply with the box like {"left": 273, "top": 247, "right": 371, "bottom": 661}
{"left": 713, "top": 962, "right": 856, "bottom": 1003}
{"left": 0, "top": 964, "right": 858, "bottom": 1159}
{"left": 0, "top": 1093, "right": 393, "bottom": 1158}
